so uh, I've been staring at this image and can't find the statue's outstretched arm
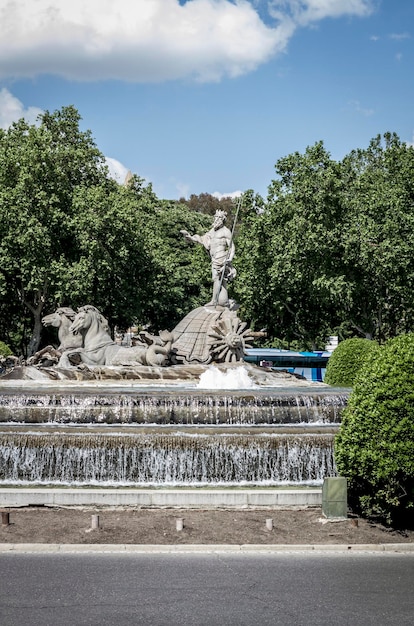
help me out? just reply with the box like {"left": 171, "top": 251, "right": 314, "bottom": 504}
{"left": 180, "top": 230, "right": 206, "bottom": 247}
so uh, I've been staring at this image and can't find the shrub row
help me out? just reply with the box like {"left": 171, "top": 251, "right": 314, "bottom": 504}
{"left": 334, "top": 334, "right": 414, "bottom": 526}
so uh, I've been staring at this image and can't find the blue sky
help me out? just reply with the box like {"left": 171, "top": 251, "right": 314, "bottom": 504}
{"left": 0, "top": 1, "right": 413, "bottom": 199}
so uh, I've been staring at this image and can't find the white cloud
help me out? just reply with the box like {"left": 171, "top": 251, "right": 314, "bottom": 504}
{"left": 0, "top": 87, "right": 43, "bottom": 129}
{"left": 389, "top": 32, "right": 410, "bottom": 40}
{"left": 105, "top": 157, "right": 130, "bottom": 184}
{"left": 0, "top": 0, "right": 374, "bottom": 83}
{"left": 347, "top": 99, "right": 374, "bottom": 116}
{"left": 268, "top": 0, "right": 374, "bottom": 26}
{"left": 174, "top": 180, "right": 191, "bottom": 200}
{"left": 0, "top": 90, "right": 131, "bottom": 184}
{"left": 0, "top": 0, "right": 283, "bottom": 82}
{"left": 212, "top": 190, "right": 243, "bottom": 199}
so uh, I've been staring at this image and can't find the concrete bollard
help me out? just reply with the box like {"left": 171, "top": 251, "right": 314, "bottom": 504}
{"left": 176, "top": 518, "right": 184, "bottom": 531}
{"left": 1, "top": 512, "right": 10, "bottom": 526}
{"left": 91, "top": 514, "right": 100, "bottom": 530}
{"left": 265, "top": 518, "right": 273, "bottom": 531}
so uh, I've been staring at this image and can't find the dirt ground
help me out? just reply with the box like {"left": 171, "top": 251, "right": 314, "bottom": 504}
{"left": 1, "top": 507, "right": 413, "bottom": 545}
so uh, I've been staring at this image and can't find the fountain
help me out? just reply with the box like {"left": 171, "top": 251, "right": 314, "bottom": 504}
{"left": 0, "top": 210, "right": 349, "bottom": 491}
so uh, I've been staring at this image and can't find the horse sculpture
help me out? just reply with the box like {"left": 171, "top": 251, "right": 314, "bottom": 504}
{"left": 27, "top": 307, "right": 84, "bottom": 366}
{"left": 58, "top": 305, "right": 172, "bottom": 368}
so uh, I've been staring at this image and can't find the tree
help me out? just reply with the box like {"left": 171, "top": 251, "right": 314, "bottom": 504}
{"left": 0, "top": 106, "right": 108, "bottom": 355}
{"left": 65, "top": 176, "right": 158, "bottom": 330}
{"left": 235, "top": 143, "right": 347, "bottom": 348}
{"left": 0, "top": 106, "right": 222, "bottom": 353}
{"left": 142, "top": 201, "right": 212, "bottom": 331}
{"left": 232, "top": 190, "right": 272, "bottom": 335}
{"left": 67, "top": 179, "right": 215, "bottom": 334}
{"left": 3, "top": 115, "right": 414, "bottom": 356}
{"left": 179, "top": 192, "right": 237, "bottom": 222}
{"left": 236, "top": 134, "right": 414, "bottom": 348}
{"left": 340, "top": 133, "right": 414, "bottom": 341}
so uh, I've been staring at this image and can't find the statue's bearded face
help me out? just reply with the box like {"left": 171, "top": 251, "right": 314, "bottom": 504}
{"left": 213, "top": 213, "right": 225, "bottom": 229}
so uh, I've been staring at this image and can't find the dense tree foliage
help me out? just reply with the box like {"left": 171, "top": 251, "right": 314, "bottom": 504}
{"left": 335, "top": 334, "right": 414, "bottom": 526}
{"left": 139, "top": 200, "right": 212, "bottom": 332}
{"left": 66, "top": 177, "right": 159, "bottom": 330}
{"left": 235, "top": 135, "right": 414, "bottom": 348}
{"left": 179, "top": 192, "right": 237, "bottom": 222}
{"left": 340, "top": 133, "right": 414, "bottom": 341}
{"left": 0, "top": 106, "right": 219, "bottom": 354}
{"left": 235, "top": 143, "right": 347, "bottom": 349}
{"left": 0, "top": 106, "right": 110, "bottom": 355}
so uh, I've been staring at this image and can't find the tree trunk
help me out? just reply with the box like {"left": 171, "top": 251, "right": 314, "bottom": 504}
{"left": 27, "top": 310, "right": 43, "bottom": 356}
{"left": 24, "top": 288, "right": 47, "bottom": 356}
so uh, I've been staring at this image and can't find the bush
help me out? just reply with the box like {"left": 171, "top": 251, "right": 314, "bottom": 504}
{"left": 0, "top": 341, "right": 12, "bottom": 357}
{"left": 324, "top": 338, "right": 379, "bottom": 387}
{"left": 335, "top": 333, "right": 414, "bottom": 526}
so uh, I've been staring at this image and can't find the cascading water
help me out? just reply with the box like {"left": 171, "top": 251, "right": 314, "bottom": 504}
{"left": 0, "top": 387, "right": 348, "bottom": 425}
{"left": 0, "top": 432, "right": 335, "bottom": 485}
{"left": 0, "top": 379, "right": 349, "bottom": 486}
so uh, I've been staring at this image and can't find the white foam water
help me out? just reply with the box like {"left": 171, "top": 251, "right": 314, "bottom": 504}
{"left": 0, "top": 432, "right": 335, "bottom": 484}
{"left": 197, "top": 365, "right": 258, "bottom": 390}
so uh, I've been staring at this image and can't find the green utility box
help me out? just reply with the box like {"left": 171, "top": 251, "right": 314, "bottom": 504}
{"left": 322, "top": 477, "right": 348, "bottom": 519}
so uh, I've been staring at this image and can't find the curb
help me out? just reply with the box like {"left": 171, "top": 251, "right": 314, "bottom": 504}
{"left": 1, "top": 543, "right": 413, "bottom": 554}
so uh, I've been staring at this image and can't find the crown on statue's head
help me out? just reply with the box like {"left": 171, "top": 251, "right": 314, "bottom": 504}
{"left": 214, "top": 209, "right": 227, "bottom": 221}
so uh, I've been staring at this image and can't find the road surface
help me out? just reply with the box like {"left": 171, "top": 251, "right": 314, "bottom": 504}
{"left": 1, "top": 552, "right": 413, "bottom": 625}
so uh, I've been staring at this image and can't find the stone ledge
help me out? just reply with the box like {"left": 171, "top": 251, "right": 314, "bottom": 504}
{"left": 0, "top": 487, "right": 322, "bottom": 509}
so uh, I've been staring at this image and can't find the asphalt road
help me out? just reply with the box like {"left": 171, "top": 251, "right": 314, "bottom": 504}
{"left": 0, "top": 552, "right": 413, "bottom": 625}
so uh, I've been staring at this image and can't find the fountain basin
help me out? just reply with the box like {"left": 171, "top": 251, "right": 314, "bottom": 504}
{"left": 0, "top": 368, "right": 347, "bottom": 488}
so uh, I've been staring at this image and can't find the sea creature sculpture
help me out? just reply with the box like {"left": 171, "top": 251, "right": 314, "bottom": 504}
{"left": 26, "top": 307, "right": 83, "bottom": 366}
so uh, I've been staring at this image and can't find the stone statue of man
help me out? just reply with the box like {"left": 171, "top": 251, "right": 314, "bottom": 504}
{"left": 181, "top": 210, "right": 236, "bottom": 307}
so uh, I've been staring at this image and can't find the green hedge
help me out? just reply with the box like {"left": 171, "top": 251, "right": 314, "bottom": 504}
{"left": 324, "top": 338, "right": 379, "bottom": 387}
{"left": 335, "top": 333, "right": 414, "bottom": 526}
